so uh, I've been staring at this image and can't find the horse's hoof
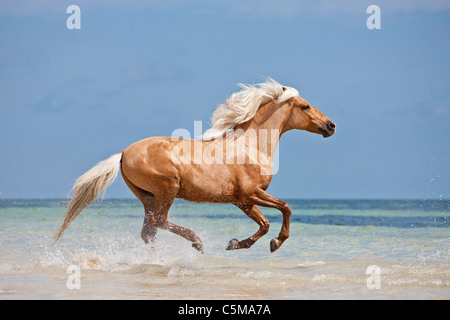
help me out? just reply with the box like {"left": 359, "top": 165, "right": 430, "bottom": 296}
{"left": 192, "top": 242, "right": 204, "bottom": 254}
{"left": 226, "top": 239, "right": 239, "bottom": 250}
{"left": 270, "top": 238, "right": 281, "bottom": 253}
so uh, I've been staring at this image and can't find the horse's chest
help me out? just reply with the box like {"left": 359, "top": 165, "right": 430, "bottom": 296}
{"left": 260, "top": 175, "right": 273, "bottom": 190}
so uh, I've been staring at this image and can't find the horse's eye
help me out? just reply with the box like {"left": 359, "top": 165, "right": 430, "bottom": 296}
{"left": 301, "top": 105, "right": 310, "bottom": 111}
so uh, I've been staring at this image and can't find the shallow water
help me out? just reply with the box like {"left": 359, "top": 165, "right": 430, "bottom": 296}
{"left": 0, "top": 199, "right": 449, "bottom": 299}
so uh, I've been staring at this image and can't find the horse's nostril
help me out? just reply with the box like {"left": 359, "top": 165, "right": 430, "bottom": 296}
{"left": 328, "top": 122, "right": 336, "bottom": 130}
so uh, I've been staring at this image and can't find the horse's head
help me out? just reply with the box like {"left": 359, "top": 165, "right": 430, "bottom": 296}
{"left": 286, "top": 95, "right": 335, "bottom": 138}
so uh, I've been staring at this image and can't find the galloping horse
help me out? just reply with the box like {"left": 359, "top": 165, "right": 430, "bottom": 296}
{"left": 55, "top": 78, "right": 335, "bottom": 253}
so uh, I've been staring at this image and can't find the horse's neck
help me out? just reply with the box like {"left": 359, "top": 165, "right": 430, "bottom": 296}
{"left": 235, "top": 101, "right": 291, "bottom": 160}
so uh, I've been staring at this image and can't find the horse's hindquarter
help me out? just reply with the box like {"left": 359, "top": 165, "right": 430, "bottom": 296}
{"left": 121, "top": 137, "right": 181, "bottom": 194}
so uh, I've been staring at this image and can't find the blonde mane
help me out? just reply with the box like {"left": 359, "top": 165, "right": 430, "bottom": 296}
{"left": 201, "top": 78, "right": 299, "bottom": 140}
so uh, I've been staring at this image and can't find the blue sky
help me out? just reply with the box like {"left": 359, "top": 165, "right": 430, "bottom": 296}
{"left": 1, "top": 1, "right": 449, "bottom": 199}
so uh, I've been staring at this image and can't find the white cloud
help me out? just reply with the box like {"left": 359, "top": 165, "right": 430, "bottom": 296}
{"left": 434, "top": 106, "right": 448, "bottom": 115}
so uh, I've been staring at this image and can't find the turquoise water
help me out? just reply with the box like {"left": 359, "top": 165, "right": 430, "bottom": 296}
{"left": 0, "top": 199, "right": 449, "bottom": 299}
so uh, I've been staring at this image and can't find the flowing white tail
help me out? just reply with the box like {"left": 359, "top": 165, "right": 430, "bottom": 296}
{"left": 54, "top": 153, "right": 122, "bottom": 242}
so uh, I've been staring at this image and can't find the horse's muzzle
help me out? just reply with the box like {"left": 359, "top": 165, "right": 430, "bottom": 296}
{"left": 320, "top": 121, "right": 336, "bottom": 138}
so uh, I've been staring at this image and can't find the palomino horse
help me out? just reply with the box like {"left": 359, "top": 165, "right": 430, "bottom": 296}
{"left": 55, "top": 78, "right": 335, "bottom": 253}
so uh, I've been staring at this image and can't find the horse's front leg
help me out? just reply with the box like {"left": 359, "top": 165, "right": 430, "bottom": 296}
{"left": 226, "top": 204, "right": 269, "bottom": 250}
{"left": 249, "top": 190, "right": 291, "bottom": 253}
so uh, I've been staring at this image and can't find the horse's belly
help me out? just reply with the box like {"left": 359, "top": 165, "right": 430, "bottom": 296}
{"left": 176, "top": 165, "right": 240, "bottom": 203}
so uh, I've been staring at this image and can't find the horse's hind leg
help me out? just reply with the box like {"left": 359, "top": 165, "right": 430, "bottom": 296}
{"left": 121, "top": 162, "right": 203, "bottom": 252}
{"left": 226, "top": 204, "right": 269, "bottom": 250}
{"left": 121, "top": 168, "right": 157, "bottom": 243}
{"left": 141, "top": 197, "right": 157, "bottom": 243}
{"left": 150, "top": 192, "right": 204, "bottom": 253}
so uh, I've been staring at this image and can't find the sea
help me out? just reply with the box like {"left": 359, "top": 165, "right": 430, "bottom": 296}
{"left": 0, "top": 199, "right": 448, "bottom": 300}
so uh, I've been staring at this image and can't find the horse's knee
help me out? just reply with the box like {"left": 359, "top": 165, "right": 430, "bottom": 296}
{"left": 281, "top": 203, "right": 291, "bottom": 216}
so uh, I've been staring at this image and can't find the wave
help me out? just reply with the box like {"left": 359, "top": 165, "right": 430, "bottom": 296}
{"left": 169, "top": 213, "right": 449, "bottom": 228}
{"left": 289, "top": 214, "right": 449, "bottom": 228}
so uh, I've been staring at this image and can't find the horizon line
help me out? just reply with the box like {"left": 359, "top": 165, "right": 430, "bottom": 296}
{"left": 0, "top": 197, "right": 448, "bottom": 201}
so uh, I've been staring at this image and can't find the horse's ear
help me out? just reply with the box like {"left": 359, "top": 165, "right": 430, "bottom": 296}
{"left": 282, "top": 86, "right": 287, "bottom": 91}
